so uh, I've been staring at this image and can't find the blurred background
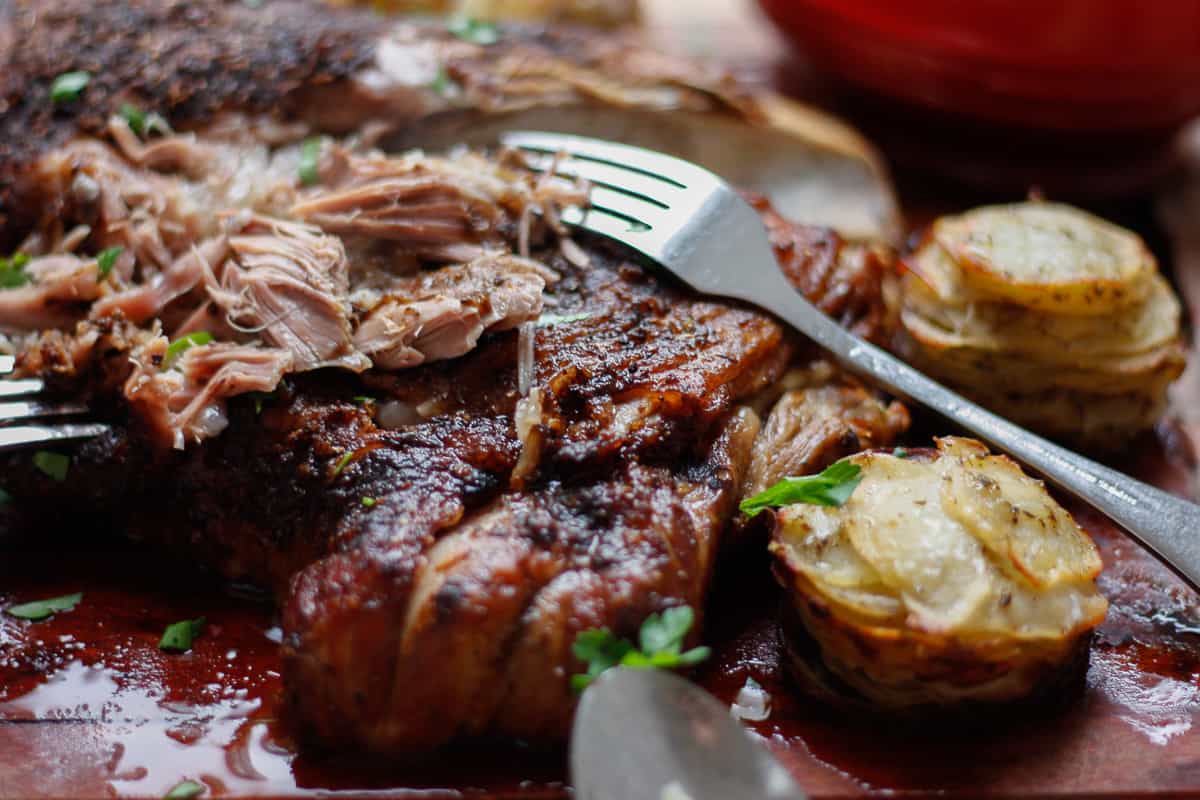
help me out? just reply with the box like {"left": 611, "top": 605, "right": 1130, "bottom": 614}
{"left": 338, "top": 0, "right": 1200, "bottom": 198}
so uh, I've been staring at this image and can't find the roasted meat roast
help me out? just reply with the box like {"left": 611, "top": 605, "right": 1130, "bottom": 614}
{"left": 0, "top": 0, "right": 905, "bottom": 754}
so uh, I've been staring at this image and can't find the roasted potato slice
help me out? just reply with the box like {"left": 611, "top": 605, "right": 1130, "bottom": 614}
{"left": 894, "top": 202, "right": 1185, "bottom": 446}
{"left": 951, "top": 387, "right": 1170, "bottom": 450}
{"left": 899, "top": 273, "right": 1182, "bottom": 360}
{"left": 933, "top": 203, "right": 1155, "bottom": 315}
{"left": 770, "top": 438, "right": 1108, "bottom": 710}
{"left": 940, "top": 451, "right": 1102, "bottom": 589}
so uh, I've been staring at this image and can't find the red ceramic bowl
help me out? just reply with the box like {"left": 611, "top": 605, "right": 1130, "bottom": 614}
{"left": 758, "top": 0, "right": 1200, "bottom": 135}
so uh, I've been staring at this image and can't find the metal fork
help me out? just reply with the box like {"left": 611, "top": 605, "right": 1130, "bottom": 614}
{"left": 0, "top": 355, "right": 109, "bottom": 450}
{"left": 504, "top": 130, "right": 1200, "bottom": 590}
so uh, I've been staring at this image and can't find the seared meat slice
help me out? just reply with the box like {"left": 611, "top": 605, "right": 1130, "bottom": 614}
{"left": 285, "top": 407, "right": 759, "bottom": 751}
{"left": 751, "top": 193, "right": 895, "bottom": 345}
{"left": 0, "top": 224, "right": 898, "bottom": 754}
{"left": 743, "top": 364, "right": 911, "bottom": 499}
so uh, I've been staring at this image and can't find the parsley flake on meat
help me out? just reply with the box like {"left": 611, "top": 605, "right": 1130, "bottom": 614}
{"left": 50, "top": 71, "right": 90, "bottom": 104}
{"left": 299, "top": 137, "right": 322, "bottom": 186}
{"left": 0, "top": 253, "right": 31, "bottom": 289}
{"left": 33, "top": 450, "right": 70, "bottom": 481}
{"left": 571, "top": 605, "right": 710, "bottom": 691}
{"left": 739, "top": 459, "right": 863, "bottom": 518}
{"left": 164, "top": 780, "right": 206, "bottom": 799}
{"left": 448, "top": 16, "right": 500, "bottom": 46}
{"left": 96, "top": 247, "right": 123, "bottom": 281}
{"left": 163, "top": 331, "right": 213, "bottom": 369}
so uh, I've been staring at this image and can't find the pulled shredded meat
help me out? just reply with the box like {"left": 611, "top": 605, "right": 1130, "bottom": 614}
{"left": 4, "top": 127, "right": 580, "bottom": 448}
{"left": 293, "top": 148, "right": 587, "bottom": 262}
{"left": 125, "top": 338, "right": 292, "bottom": 449}
{"left": 210, "top": 214, "right": 367, "bottom": 372}
{"left": 0, "top": 254, "right": 104, "bottom": 330}
{"left": 352, "top": 253, "right": 547, "bottom": 369}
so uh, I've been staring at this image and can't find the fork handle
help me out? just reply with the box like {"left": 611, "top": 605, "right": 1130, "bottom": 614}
{"left": 760, "top": 284, "right": 1200, "bottom": 590}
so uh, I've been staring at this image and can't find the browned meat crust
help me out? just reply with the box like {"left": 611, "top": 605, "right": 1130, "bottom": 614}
{"left": 752, "top": 194, "right": 895, "bottom": 344}
{"left": 0, "top": 0, "right": 375, "bottom": 244}
{"left": 1, "top": 223, "right": 898, "bottom": 753}
{"left": 744, "top": 370, "right": 911, "bottom": 499}
{"left": 0, "top": 0, "right": 900, "bottom": 756}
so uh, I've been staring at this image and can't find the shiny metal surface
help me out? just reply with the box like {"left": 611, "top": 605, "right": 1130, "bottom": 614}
{"left": 0, "top": 423, "right": 110, "bottom": 449}
{"left": 0, "top": 350, "right": 107, "bottom": 449}
{"left": 506, "top": 130, "right": 1200, "bottom": 591}
{"left": 571, "top": 668, "right": 805, "bottom": 800}
{"left": 0, "top": 377, "right": 44, "bottom": 399}
{"left": 0, "top": 399, "right": 89, "bottom": 423}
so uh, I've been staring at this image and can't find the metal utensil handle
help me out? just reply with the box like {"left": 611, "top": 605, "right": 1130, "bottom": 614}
{"left": 760, "top": 284, "right": 1200, "bottom": 589}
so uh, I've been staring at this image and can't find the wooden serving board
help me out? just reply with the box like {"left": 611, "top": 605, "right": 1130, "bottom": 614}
{"left": 3, "top": 2, "right": 1200, "bottom": 797}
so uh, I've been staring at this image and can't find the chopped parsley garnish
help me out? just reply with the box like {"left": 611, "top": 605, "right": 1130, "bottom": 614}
{"left": 5, "top": 592, "right": 82, "bottom": 621}
{"left": 298, "top": 137, "right": 322, "bottom": 186}
{"left": 429, "top": 67, "right": 460, "bottom": 98}
{"left": 571, "top": 605, "right": 710, "bottom": 692}
{"left": 96, "top": 247, "right": 122, "bottom": 280}
{"left": 0, "top": 253, "right": 31, "bottom": 289}
{"left": 331, "top": 450, "right": 355, "bottom": 477}
{"left": 162, "top": 331, "right": 213, "bottom": 368}
{"left": 448, "top": 16, "right": 500, "bottom": 45}
{"left": 50, "top": 71, "right": 91, "bottom": 104}
{"left": 33, "top": 450, "right": 69, "bottom": 481}
{"left": 119, "top": 103, "right": 147, "bottom": 134}
{"left": 159, "top": 617, "right": 205, "bottom": 652}
{"left": 892, "top": 447, "right": 910, "bottom": 459}
{"left": 352, "top": 395, "right": 373, "bottom": 406}
{"left": 361, "top": 496, "right": 377, "bottom": 508}
{"left": 739, "top": 460, "right": 863, "bottom": 518}
{"left": 536, "top": 311, "right": 591, "bottom": 327}
{"left": 164, "top": 780, "right": 206, "bottom": 799}
{"left": 120, "top": 104, "right": 170, "bottom": 138}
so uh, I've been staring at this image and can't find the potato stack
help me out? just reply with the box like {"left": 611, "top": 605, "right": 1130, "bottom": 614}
{"left": 896, "top": 202, "right": 1186, "bottom": 448}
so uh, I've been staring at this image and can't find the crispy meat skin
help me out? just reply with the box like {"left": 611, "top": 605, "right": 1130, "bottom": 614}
{"left": 0, "top": 0, "right": 374, "bottom": 245}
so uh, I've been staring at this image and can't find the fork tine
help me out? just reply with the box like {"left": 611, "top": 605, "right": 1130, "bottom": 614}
{"left": 0, "top": 355, "right": 13, "bottom": 374}
{"left": 0, "top": 422, "right": 108, "bottom": 451}
{"left": 503, "top": 132, "right": 705, "bottom": 190}
{"left": 0, "top": 399, "right": 90, "bottom": 424}
{"left": 562, "top": 205, "right": 657, "bottom": 244}
{"left": 584, "top": 186, "right": 670, "bottom": 225}
{"left": 0, "top": 378, "right": 45, "bottom": 398}
{"left": 518, "top": 151, "right": 675, "bottom": 209}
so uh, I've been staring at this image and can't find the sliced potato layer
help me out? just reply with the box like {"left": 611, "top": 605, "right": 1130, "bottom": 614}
{"left": 934, "top": 203, "right": 1154, "bottom": 315}
{"left": 771, "top": 438, "right": 1108, "bottom": 709}
{"left": 896, "top": 201, "right": 1185, "bottom": 447}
